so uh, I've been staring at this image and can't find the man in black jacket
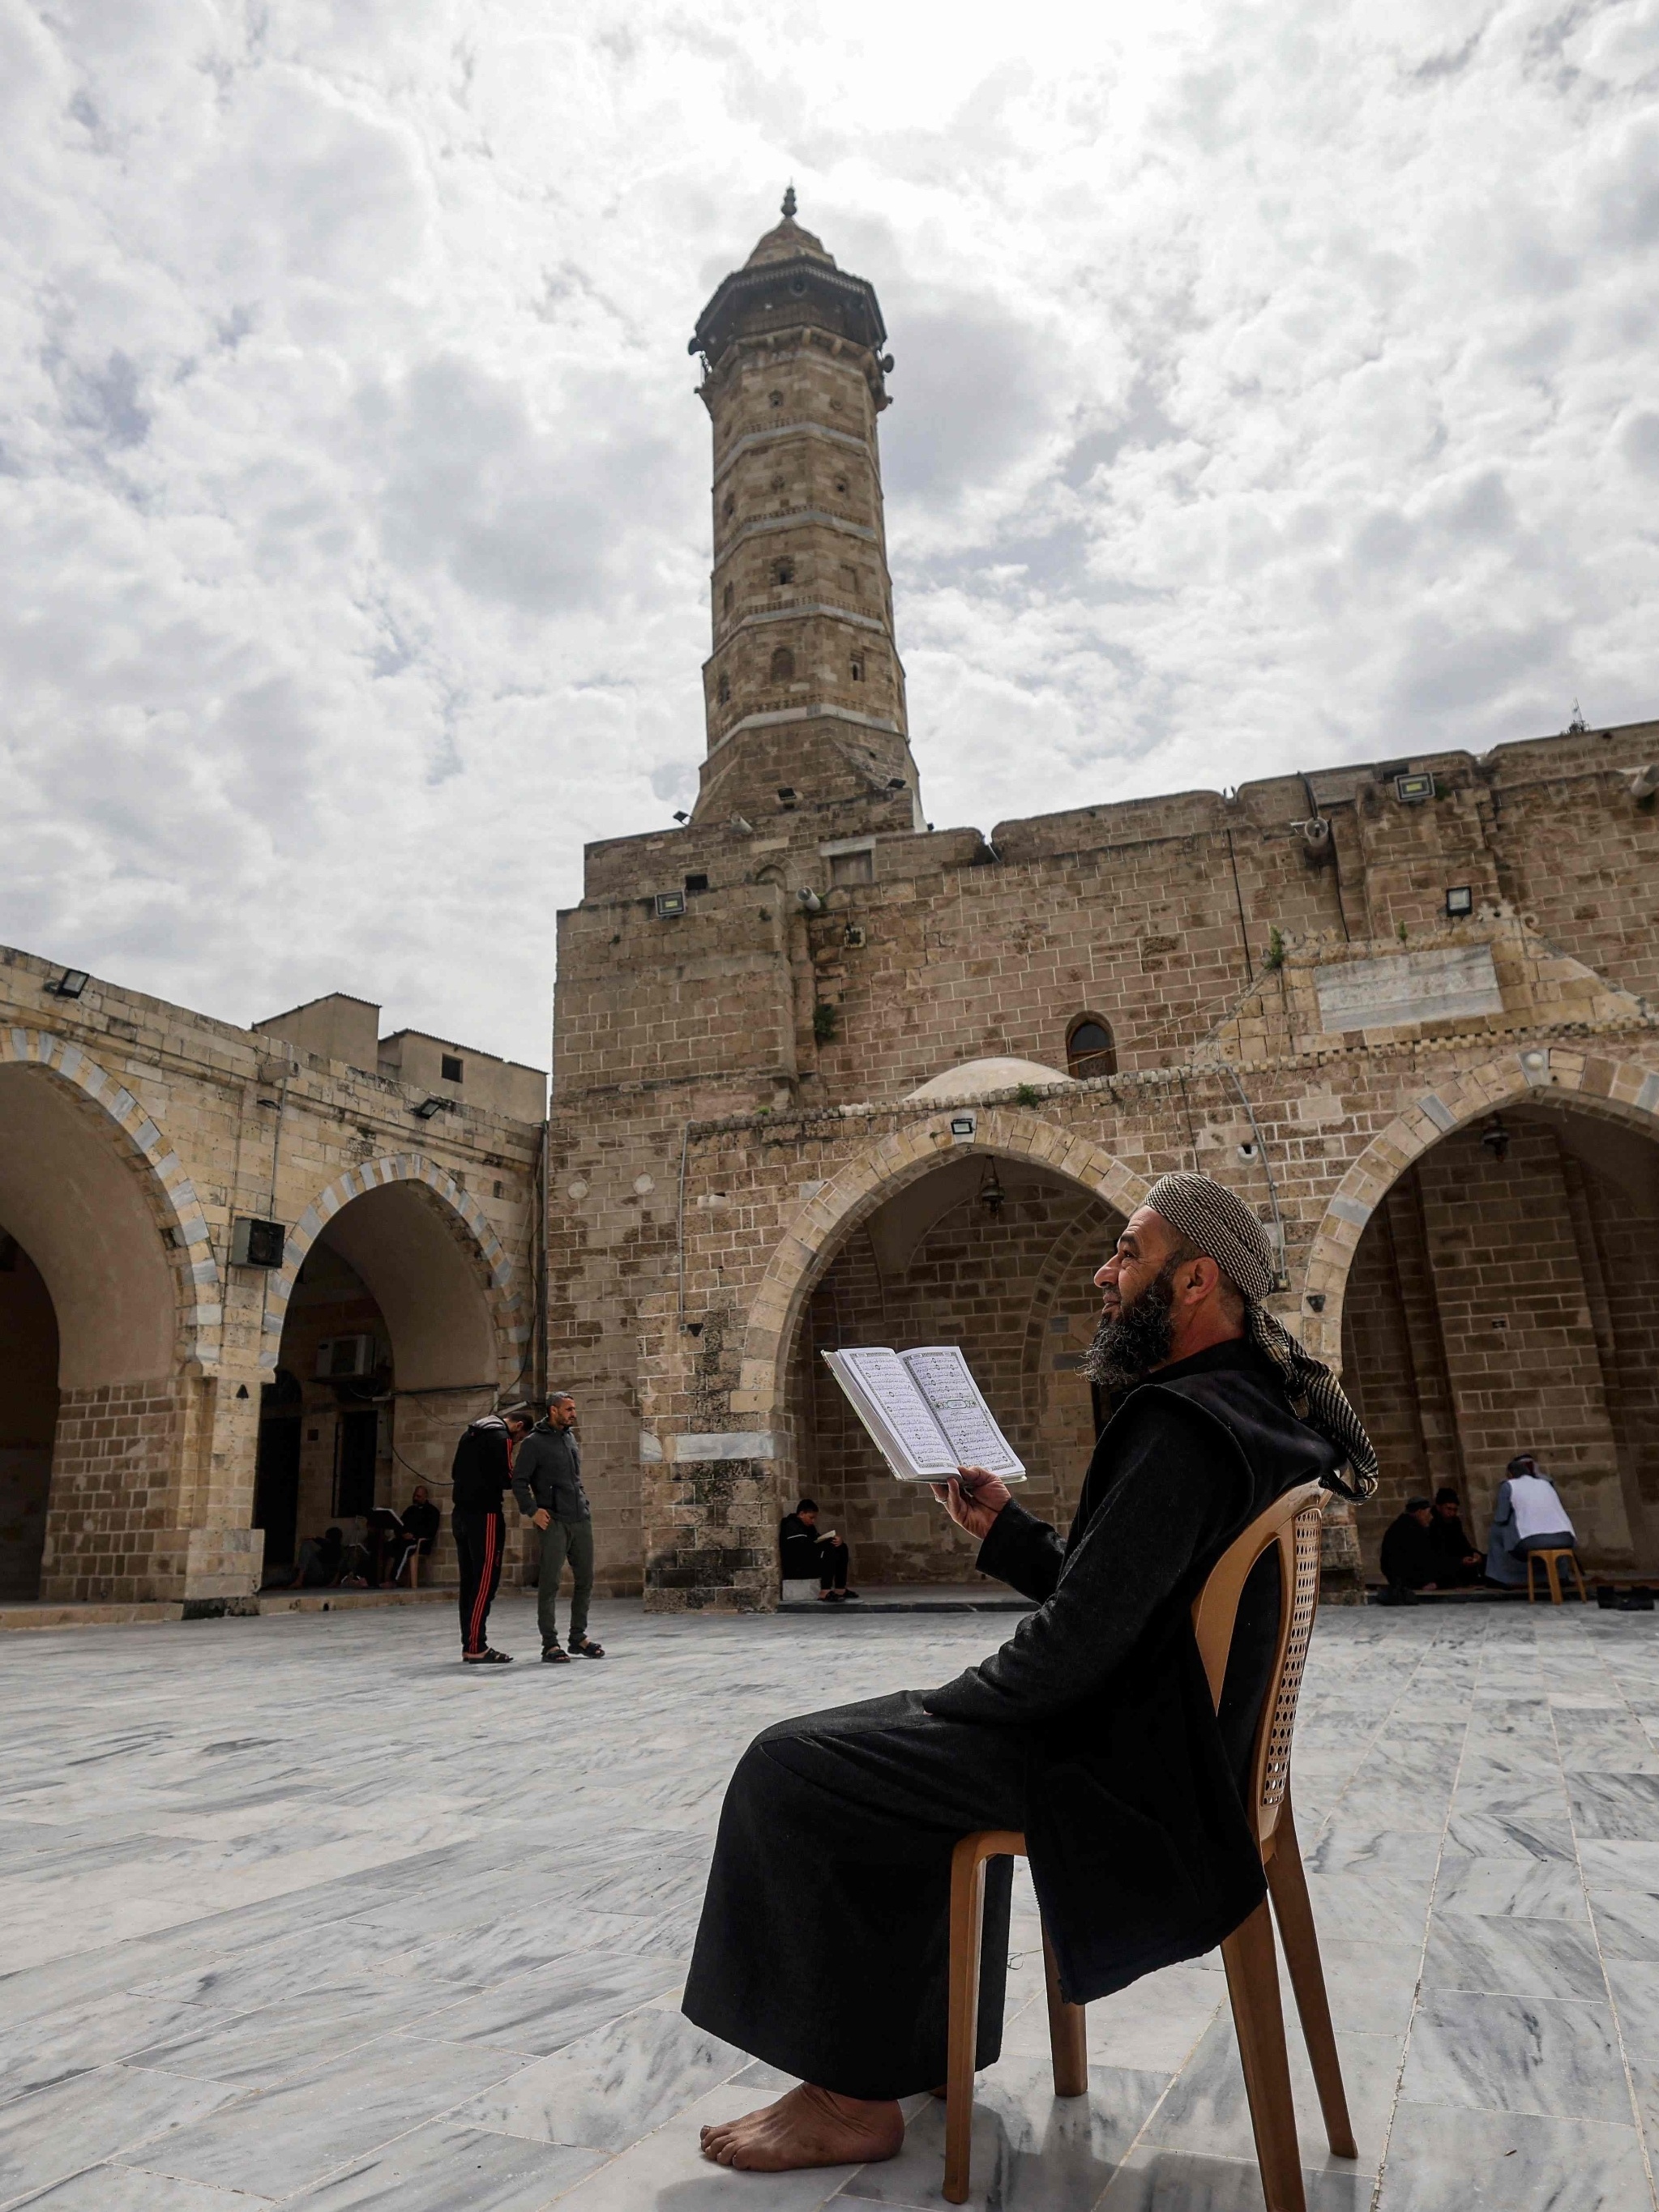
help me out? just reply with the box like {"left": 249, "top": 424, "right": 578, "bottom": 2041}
{"left": 686, "top": 1172, "right": 1375, "bottom": 2176}
{"left": 511, "top": 1393, "right": 604, "bottom": 1663}
{"left": 451, "top": 1403, "right": 534, "bottom": 1664}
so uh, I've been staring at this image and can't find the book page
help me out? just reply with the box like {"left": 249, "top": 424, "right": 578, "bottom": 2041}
{"left": 822, "top": 1347, "right": 957, "bottom": 1480}
{"left": 899, "top": 1346, "right": 1025, "bottom": 1480}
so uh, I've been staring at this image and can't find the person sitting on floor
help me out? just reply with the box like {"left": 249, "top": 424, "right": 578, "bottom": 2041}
{"left": 1427, "top": 1486, "right": 1483, "bottom": 1587}
{"left": 684, "top": 1172, "right": 1377, "bottom": 2176}
{"left": 1379, "top": 1497, "right": 1440, "bottom": 1598}
{"left": 289, "top": 1527, "right": 346, "bottom": 1589}
{"left": 778, "top": 1499, "right": 857, "bottom": 1603}
{"left": 1486, "top": 1454, "right": 1578, "bottom": 1588}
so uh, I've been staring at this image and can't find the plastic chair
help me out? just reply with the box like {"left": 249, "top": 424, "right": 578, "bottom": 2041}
{"left": 1527, "top": 1548, "right": 1586, "bottom": 1604}
{"left": 941, "top": 1480, "right": 1354, "bottom": 2210}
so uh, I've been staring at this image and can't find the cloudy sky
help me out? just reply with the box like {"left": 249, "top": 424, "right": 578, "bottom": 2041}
{"left": 2, "top": 0, "right": 1655, "bottom": 1070}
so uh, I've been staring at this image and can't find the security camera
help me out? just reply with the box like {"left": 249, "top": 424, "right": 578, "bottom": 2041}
{"left": 797, "top": 888, "right": 823, "bottom": 913}
{"left": 1238, "top": 1141, "right": 1259, "bottom": 1162}
{"left": 1627, "top": 764, "right": 1659, "bottom": 801}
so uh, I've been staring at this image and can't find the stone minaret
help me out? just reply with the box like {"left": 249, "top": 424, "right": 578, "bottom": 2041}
{"left": 688, "top": 192, "right": 923, "bottom": 833}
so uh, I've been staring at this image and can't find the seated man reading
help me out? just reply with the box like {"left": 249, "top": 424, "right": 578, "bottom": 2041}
{"left": 682, "top": 1172, "right": 1377, "bottom": 2174}
{"left": 779, "top": 1498, "right": 857, "bottom": 1603}
{"left": 394, "top": 1484, "right": 441, "bottom": 1584}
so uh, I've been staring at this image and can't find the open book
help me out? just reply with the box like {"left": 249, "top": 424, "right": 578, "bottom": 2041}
{"left": 821, "top": 1346, "right": 1025, "bottom": 1484}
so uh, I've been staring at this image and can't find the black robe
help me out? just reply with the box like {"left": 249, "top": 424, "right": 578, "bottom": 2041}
{"left": 1379, "top": 1512, "right": 1439, "bottom": 1590}
{"left": 681, "top": 1339, "right": 1341, "bottom": 2097}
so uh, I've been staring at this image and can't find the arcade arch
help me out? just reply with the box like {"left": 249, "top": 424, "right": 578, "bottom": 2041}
{"left": 753, "top": 1115, "right": 1144, "bottom": 1586}
{"left": 1321, "top": 1070, "right": 1659, "bottom": 1579}
{"left": 0, "top": 1053, "right": 199, "bottom": 1599}
{"left": 254, "top": 1164, "right": 520, "bottom": 1585}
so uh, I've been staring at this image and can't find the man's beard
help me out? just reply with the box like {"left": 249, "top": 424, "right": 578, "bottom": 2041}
{"left": 1081, "top": 1262, "right": 1179, "bottom": 1390}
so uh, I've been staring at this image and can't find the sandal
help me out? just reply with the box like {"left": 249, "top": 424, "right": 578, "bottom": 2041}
{"left": 569, "top": 1637, "right": 607, "bottom": 1659}
{"left": 463, "top": 1648, "right": 514, "bottom": 1664}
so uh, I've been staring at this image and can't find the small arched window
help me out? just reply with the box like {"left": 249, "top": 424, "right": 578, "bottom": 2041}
{"left": 834, "top": 476, "right": 849, "bottom": 495}
{"left": 768, "top": 390, "right": 784, "bottom": 408}
{"left": 769, "top": 646, "right": 795, "bottom": 683}
{"left": 722, "top": 493, "right": 735, "bottom": 518}
{"left": 849, "top": 655, "right": 865, "bottom": 683}
{"left": 772, "top": 557, "right": 794, "bottom": 586}
{"left": 722, "top": 583, "right": 733, "bottom": 613}
{"left": 770, "top": 473, "right": 785, "bottom": 492}
{"left": 1066, "top": 1016, "right": 1117, "bottom": 1080}
{"left": 716, "top": 673, "right": 730, "bottom": 703}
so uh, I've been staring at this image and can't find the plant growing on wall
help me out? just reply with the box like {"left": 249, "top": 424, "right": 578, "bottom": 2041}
{"left": 1263, "top": 926, "right": 1286, "bottom": 971}
{"left": 813, "top": 1002, "right": 840, "bottom": 1043}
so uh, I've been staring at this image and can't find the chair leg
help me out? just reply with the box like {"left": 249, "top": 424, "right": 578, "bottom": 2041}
{"left": 1041, "top": 1926, "right": 1088, "bottom": 2098}
{"left": 944, "top": 1838, "right": 987, "bottom": 2206}
{"left": 1222, "top": 1897, "right": 1307, "bottom": 2212}
{"left": 1570, "top": 1555, "right": 1588, "bottom": 1602}
{"left": 1527, "top": 1553, "right": 1537, "bottom": 1603}
{"left": 1264, "top": 1803, "right": 1357, "bottom": 2159}
{"left": 1547, "top": 1553, "right": 1563, "bottom": 1605}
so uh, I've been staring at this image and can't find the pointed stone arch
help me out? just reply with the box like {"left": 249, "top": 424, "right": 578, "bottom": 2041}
{"left": 1302, "top": 1043, "right": 1659, "bottom": 1366}
{"left": 0, "top": 1025, "right": 221, "bottom": 1369}
{"left": 259, "top": 1151, "right": 527, "bottom": 1381}
{"left": 737, "top": 1106, "right": 1148, "bottom": 1428}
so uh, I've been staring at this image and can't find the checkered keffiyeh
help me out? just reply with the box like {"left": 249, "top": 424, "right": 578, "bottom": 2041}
{"left": 1144, "top": 1172, "right": 1379, "bottom": 1500}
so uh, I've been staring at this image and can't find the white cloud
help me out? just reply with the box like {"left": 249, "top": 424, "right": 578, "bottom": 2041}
{"left": 0, "top": 0, "right": 1655, "bottom": 1065}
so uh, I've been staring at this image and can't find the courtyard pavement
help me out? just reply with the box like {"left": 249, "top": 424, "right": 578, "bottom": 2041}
{"left": 0, "top": 1595, "right": 1657, "bottom": 2210}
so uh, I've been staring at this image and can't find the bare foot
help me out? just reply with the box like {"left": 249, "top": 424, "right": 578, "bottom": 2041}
{"left": 699, "top": 2082, "right": 904, "bottom": 2171}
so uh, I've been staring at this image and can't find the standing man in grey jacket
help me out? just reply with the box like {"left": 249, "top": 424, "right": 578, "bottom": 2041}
{"left": 511, "top": 1394, "right": 605, "bottom": 1663}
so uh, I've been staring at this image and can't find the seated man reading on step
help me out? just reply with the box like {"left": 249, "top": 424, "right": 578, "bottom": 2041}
{"left": 683, "top": 1172, "right": 1377, "bottom": 2175}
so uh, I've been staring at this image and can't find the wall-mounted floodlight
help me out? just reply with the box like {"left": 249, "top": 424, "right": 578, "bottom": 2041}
{"left": 412, "top": 1096, "right": 452, "bottom": 1121}
{"left": 655, "top": 890, "right": 686, "bottom": 919}
{"left": 672, "top": 810, "right": 689, "bottom": 823}
{"left": 230, "top": 1217, "right": 287, "bottom": 1267}
{"left": 1445, "top": 886, "right": 1473, "bottom": 917}
{"left": 1394, "top": 771, "right": 1435, "bottom": 804}
{"left": 47, "top": 968, "right": 89, "bottom": 998}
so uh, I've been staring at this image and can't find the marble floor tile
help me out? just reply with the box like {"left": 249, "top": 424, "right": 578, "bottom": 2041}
{"left": 456, "top": 2005, "right": 747, "bottom": 2153}
{"left": 113, "top": 2035, "right": 527, "bottom": 2198}
{"left": 399, "top": 1950, "right": 686, "bottom": 2056}
{"left": 1566, "top": 1771, "right": 1659, "bottom": 1840}
{"left": 1576, "top": 1840, "right": 1659, "bottom": 1888}
{"left": 1373, "top": 2101, "right": 1653, "bottom": 2211}
{"left": 1440, "top": 1809, "right": 1576, "bottom": 1862}
{"left": 1311, "top": 1940, "right": 1422, "bottom": 2039}
{"left": 1431, "top": 1856, "right": 1588, "bottom": 1924}
{"left": 534, "top": 2082, "right": 855, "bottom": 2212}
{"left": 1396, "top": 1991, "right": 1631, "bottom": 2123}
{"left": 838, "top": 2056, "right": 1169, "bottom": 2211}
{"left": 123, "top": 1988, "right": 446, "bottom": 2089}
{"left": 281, "top": 2120, "right": 605, "bottom": 2210}
{"left": 0, "top": 2065, "right": 240, "bottom": 2204}
{"left": 1001, "top": 1968, "right": 1221, "bottom": 2074}
{"left": 1136, "top": 2012, "right": 1400, "bottom": 2171}
{"left": 1586, "top": 1886, "right": 1659, "bottom": 1963}
{"left": 1304, "top": 1827, "right": 1443, "bottom": 1879}
{"left": 1421, "top": 1915, "right": 1608, "bottom": 2003}
{"left": 6, "top": 2163, "right": 271, "bottom": 2208}
{"left": 1097, "top": 2144, "right": 1375, "bottom": 2211}
{"left": 1302, "top": 1871, "right": 1435, "bottom": 1948}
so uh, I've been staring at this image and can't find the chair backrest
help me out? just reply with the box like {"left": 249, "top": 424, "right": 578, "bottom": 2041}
{"left": 1191, "top": 1481, "right": 1327, "bottom": 1851}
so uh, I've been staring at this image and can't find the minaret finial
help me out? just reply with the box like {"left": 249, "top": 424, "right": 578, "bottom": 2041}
{"left": 780, "top": 182, "right": 797, "bottom": 219}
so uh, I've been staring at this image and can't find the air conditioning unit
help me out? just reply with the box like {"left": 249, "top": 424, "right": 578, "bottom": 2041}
{"left": 315, "top": 1334, "right": 375, "bottom": 1380}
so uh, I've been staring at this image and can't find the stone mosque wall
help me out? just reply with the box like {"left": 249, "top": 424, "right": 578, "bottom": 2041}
{"left": 0, "top": 949, "right": 544, "bottom": 1608}
{"left": 545, "top": 202, "right": 1659, "bottom": 1612}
